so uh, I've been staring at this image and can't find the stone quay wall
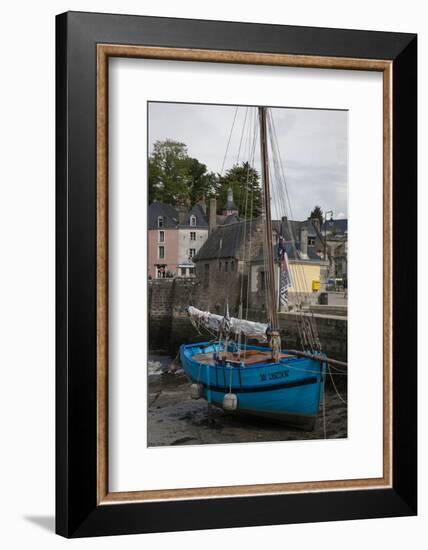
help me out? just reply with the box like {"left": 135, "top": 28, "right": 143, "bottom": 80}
{"left": 149, "top": 279, "right": 347, "bottom": 363}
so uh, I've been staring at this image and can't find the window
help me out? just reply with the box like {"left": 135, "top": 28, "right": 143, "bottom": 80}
{"left": 157, "top": 216, "right": 164, "bottom": 228}
{"left": 156, "top": 265, "right": 166, "bottom": 279}
{"left": 181, "top": 267, "right": 187, "bottom": 276}
{"left": 259, "top": 270, "right": 266, "bottom": 290}
{"left": 225, "top": 261, "right": 228, "bottom": 272}
{"left": 189, "top": 248, "right": 196, "bottom": 258}
{"left": 204, "top": 264, "right": 210, "bottom": 288}
{"left": 190, "top": 231, "right": 196, "bottom": 241}
{"left": 159, "top": 230, "right": 165, "bottom": 242}
{"left": 158, "top": 246, "right": 165, "bottom": 259}
{"left": 308, "top": 237, "right": 316, "bottom": 246}
{"left": 189, "top": 267, "right": 195, "bottom": 276}
{"left": 230, "top": 261, "right": 234, "bottom": 271}
{"left": 219, "top": 260, "right": 222, "bottom": 271}
{"left": 190, "top": 215, "right": 196, "bottom": 227}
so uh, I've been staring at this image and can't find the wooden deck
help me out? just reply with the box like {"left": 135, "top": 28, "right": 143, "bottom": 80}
{"left": 192, "top": 349, "right": 293, "bottom": 366}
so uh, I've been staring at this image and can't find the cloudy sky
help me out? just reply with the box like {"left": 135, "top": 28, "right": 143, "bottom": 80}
{"left": 148, "top": 102, "right": 348, "bottom": 221}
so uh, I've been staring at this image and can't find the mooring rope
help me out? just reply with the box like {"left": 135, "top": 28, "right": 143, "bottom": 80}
{"left": 327, "top": 363, "right": 348, "bottom": 404}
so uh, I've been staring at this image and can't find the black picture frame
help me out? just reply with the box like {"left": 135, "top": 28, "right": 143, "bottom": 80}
{"left": 56, "top": 11, "right": 417, "bottom": 538}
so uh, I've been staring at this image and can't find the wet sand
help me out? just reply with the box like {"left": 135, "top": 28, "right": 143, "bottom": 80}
{"left": 148, "top": 355, "right": 347, "bottom": 447}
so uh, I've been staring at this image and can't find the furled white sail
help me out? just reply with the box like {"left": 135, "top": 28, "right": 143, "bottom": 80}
{"left": 186, "top": 306, "right": 269, "bottom": 342}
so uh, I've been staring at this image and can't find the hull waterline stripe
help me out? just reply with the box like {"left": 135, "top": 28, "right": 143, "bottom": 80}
{"left": 198, "top": 375, "right": 318, "bottom": 394}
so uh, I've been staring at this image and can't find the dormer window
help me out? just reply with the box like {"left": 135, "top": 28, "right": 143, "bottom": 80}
{"left": 190, "top": 215, "right": 196, "bottom": 227}
{"left": 157, "top": 216, "right": 164, "bottom": 228}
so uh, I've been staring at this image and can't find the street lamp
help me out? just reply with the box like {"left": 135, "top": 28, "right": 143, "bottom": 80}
{"left": 324, "top": 210, "right": 333, "bottom": 261}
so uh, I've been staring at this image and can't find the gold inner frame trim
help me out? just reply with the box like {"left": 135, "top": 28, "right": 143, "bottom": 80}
{"left": 96, "top": 43, "right": 393, "bottom": 504}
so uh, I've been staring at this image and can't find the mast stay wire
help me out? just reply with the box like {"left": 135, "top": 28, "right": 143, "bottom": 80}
{"left": 267, "top": 109, "right": 322, "bottom": 353}
{"left": 266, "top": 112, "right": 313, "bottom": 350}
{"left": 269, "top": 110, "right": 322, "bottom": 350}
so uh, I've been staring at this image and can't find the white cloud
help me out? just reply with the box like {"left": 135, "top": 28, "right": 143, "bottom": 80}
{"left": 148, "top": 102, "right": 348, "bottom": 220}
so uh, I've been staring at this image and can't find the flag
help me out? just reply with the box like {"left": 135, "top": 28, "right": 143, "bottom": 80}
{"left": 221, "top": 299, "right": 231, "bottom": 336}
{"left": 278, "top": 236, "right": 291, "bottom": 307}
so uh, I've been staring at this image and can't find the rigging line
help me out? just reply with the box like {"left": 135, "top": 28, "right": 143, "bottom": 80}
{"left": 327, "top": 363, "right": 348, "bottom": 404}
{"left": 260, "top": 108, "right": 278, "bottom": 331}
{"left": 227, "top": 115, "right": 254, "bottom": 305}
{"left": 270, "top": 113, "right": 322, "bottom": 349}
{"left": 219, "top": 106, "right": 239, "bottom": 176}
{"left": 236, "top": 107, "right": 249, "bottom": 165}
{"left": 237, "top": 109, "right": 258, "bottom": 351}
{"left": 206, "top": 107, "right": 240, "bottom": 355}
{"left": 322, "top": 383, "right": 327, "bottom": 439}
{"left": 244, "top": 153, "right": 256, "bottom": 325}
{"left": 243, "top": 109, "right": 259, "bottom": 349}
{"left": 238, "top": 111, "right": 258, "bottom": 307}
{"left": 260, "top": 169, "right": 270, "bottom": 328}
{"left": 269, "top": 111, "right": 320, "bottom": 351}
{"left": 235, "top": 108, "right": 256, "bottom": 222}
{"left": 327, "top": 363, "right": 347, "bottom": 374}
{"left": 267, "top": 113, "right": 310, "bottom": 350}
{"left": 229, "top": 124, "right": 253, "bottom": 312}
{"left": 232, "top": 107, "right": 250, "bottom": 222}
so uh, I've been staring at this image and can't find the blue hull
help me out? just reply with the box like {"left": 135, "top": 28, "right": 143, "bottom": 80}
{"left": 180, "top": 342, "right": 325, "bottom": 429}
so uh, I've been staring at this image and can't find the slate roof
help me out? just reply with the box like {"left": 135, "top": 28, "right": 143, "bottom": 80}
{"left": 148, "top": 201, "right": 209, "bottom": 229}
{"left": 148, "top": 201, "right": 179, "bottom": 229}
{"left": 322, "top": 218, "right": 348, "bottom": 234}
{"left": 217, "top": 213, "right": 240, "bottom": 226}
{"left": 274, "top": 217, "right": 325, "bottom": 249}
{"left": 252, "top": 242, "right": 324, "bottom": 263}
{"left": 224, "top": 197, "right": 237, "bottom": 211}
{"left": 195, "top": 216, "right": 326, "bottom": 264}
{"left": 183, "top": 203, "right": 209, "bottom": 228}
{"left": 194, "top": 218, "right": 260, "bottom": 261}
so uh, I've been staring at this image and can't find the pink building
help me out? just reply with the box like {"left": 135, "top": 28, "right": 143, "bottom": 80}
{"left": 148, "top": 202, "right": 180, "bottom": 278}
{"left": 148, "top": 194, "right": 243, "bottom": 278}
{"left": 148, "top": 201, "right": 209, "bottom": 278}
{"left": 148, "top": 227, "right": 179, "bottom": 279}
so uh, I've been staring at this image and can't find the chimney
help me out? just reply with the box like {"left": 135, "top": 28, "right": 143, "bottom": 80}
{"left": 209, "top": 198, "right": 217, "bottom": 234}
{"left": 280, "top": 215, "right": 288, "bottom": 239}
{"left": 222, "top": 187, "right": 238, "bottom": 216}
{"left": 177, "top": 205, "right": 187, "bottom": 225}
{"left": 300, "top": 227, "right": 308, "bottom": 258}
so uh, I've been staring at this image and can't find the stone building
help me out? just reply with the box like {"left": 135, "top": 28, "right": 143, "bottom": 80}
{"left": 322, "top": 218, "right": 348, "bottom": 280}
{"left": 193, "top": 213, "right": 328, "bottom": 317}
{"left": 148, "top": 200, "right": 209, "bottom": 278}
{"left": 177, "top": 202, "right": 209, "bottom": 276}
{"left": 326, "top": 237, "right": 348, "bottom": 279}
{"left": 148, "top": 202, "right": 180, "bottom": 279}
{"left": 193, "top": 215, "right": 265, "bottom": 315}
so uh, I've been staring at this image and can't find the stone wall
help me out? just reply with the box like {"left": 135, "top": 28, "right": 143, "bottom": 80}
{"left": 149, "top": 278, "right": 347, "bottom": 363}
{"left": 278, "top": 312, "right": 347, "bottom": 362}
{"left": 194, "top": 260, "right": 248, "bottom": 316}
{"left": 148, "top": 278, "right": 175, "bottom": 350}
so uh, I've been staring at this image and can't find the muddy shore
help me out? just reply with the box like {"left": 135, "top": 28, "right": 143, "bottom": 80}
{"left": 148, "top": 354, "right": 347, "bottom": 447}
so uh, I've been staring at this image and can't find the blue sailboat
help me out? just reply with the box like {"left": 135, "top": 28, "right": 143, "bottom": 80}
{"left": 180, "top": 340, "right": 325, "bottom": 430}
{"left": 180, "top": 106, "right": 328, "bottom": 429}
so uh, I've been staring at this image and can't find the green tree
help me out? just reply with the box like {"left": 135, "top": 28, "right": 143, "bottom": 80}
{"left": 148, "top": 139, "right": 218, "bottom": 205}
{"left": 185, "top": 157, "right": 218, "bottom": 204}
{"left": 218, "top": 162, "right": 261, "bottom": 219}
{"left": 310, "top": 205, "right": 324, "bottom": 225}
{"left": 148, "top": 140, "right": 191, "bottom": 204}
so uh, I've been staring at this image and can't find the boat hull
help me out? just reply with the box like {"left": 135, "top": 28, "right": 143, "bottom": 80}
{"left": 179, "top": 341, "right": 325, "bottom": 430}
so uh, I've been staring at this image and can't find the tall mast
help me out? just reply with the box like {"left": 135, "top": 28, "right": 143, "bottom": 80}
{"left": 259, "top": 106, "right": 278, "bottom": 331}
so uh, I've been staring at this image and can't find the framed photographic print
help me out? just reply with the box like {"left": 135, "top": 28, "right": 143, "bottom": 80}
{"left": 56, "top": 11, "right": 417, "bottom": 537}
